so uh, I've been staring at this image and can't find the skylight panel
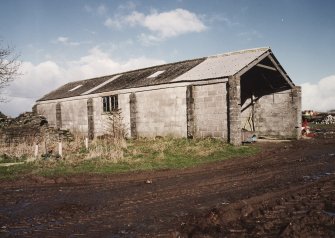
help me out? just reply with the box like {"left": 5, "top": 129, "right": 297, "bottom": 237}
{"left": 147, "top": 70, "right": 165, "bottom": 78}
{"left": 81, "top": 75, "right": 122, "bottom": 95}
{"left": 68, "top": 85, "right": 83, "bottom": 92}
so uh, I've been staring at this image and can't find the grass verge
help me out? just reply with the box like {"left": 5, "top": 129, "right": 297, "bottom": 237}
{"left": 0, "top": 138, "right": 258, "bottom": 179}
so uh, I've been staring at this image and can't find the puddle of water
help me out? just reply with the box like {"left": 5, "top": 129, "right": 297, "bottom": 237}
{"left": 323, "top": 210, "right": 335, "bottom": 217}
{"left": 303, "top": 172, "right": 335, "bottom": 182}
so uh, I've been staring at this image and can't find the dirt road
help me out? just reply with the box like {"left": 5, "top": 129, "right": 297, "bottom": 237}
{"left": 1, "top": 138, "right": 335, "bottom": 237}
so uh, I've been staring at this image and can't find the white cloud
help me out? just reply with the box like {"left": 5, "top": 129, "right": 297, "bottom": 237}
{"left": 55, "top": 36, "right": 80, "bottom": 46}
{"left": 104, "top": 17, "right": 122, "bottom": 29}
{"left": 57, "top": 36, "right": 68, "bottom": 44}
{"left": 105, "top": 8, "right": 207, "bottom": 43}
{"left": 301, "top": 75, "right": 335, "bottom": 111}
{"left": 0, "top": 47, "right": 165, "bottom": 117}
{"left": 140, "top": 9, "right": 206, "bottom": 38}
{"left": 125, "top": 11, "right": 145, "bottom": 26}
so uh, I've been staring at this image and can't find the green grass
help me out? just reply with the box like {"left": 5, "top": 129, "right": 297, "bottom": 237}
{"left": 0, "top": 138, "right": 258, "bottom": 179}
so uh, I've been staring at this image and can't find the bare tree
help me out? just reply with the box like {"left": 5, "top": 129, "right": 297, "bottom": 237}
{"left": 0, "top": 42, "right": 20, "bottom": 102}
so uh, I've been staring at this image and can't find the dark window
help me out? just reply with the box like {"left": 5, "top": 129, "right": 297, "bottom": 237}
{"left": 102, "top": 95, "right": 118, "bottom": 112}
{"left": 102, "top": 96, "right": 110, "bottom": 112}
{"left": 110, "top": 95, "right": 118, "bottom": 111}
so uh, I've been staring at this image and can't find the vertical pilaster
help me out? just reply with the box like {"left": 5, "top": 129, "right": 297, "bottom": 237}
{"left": 87, "top": 98, "right": 94, "bottom": 140}
{"left": 186, "top": 85, "right": 195, "bottom": 139}
{"left": 129, "top": 93, "right": 137, "bottom": 139}
{"left": 56, "top": 102, "right": 62, "bottom": 129}
{"left": 292, "top": 86, "right": 302, "bottom": 140}
{"left": 228, "top": 75, "right": 242, "bottom": 146}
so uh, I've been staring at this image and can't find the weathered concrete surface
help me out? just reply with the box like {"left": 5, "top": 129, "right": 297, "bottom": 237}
{"left": 186, "top": 85, "right": 195, "bottom": 139}
{"left": 253, "top": 88, "right": 302, "bottom": 139}
{"left": 135, "top": 87, "right": 187, "bottom": 137}
{"left": 38, "top": 99, "right": 88, "bottom": 136}
{"left": 87, "top": 98, "right": 94, "bottom": 140}
{"left": 37, "top": 103, "right": 57, "bottom": 128}
{"left": 193, "top": 82, "right": 227, "bottom": 140}
{"left": 227, "top": 76, "right": 241, "bottom": 145}
{"left": 129, "top": 93, "right": 137, "bottom": 139}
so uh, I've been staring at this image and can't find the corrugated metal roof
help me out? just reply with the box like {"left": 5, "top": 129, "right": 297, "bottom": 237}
{"left": 37, "top": 47, "right": 281, "bottom": 102}
{"left": 172, "top": 47, "right": 269, "bottom": 82}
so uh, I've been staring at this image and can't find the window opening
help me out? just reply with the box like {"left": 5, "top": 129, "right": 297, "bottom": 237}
{"left": 110, "top": 95, "right": 118, "bottom": 111}
{"left": 102, "top": 95, "right": 118, "bottom": 112}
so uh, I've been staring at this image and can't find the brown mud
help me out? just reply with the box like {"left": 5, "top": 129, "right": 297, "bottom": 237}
{"left": 0, "top": 138, "right": 334, "bottom": 237}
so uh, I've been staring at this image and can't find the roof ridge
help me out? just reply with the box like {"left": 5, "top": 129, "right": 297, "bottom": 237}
{"left": 208, "top": 47, "right": 270, "bottom": 58}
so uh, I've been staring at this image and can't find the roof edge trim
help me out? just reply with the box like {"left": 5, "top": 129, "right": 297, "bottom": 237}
{"left": 208, "top": 47, "right": 270, "bottom": 59}
{"left": 235, "top": 50, "right": 271, "bottom": 77}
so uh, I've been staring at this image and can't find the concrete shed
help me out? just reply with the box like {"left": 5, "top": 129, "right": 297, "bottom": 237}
{"left": 35, "top": 47, "right": 301, "bottom": 145}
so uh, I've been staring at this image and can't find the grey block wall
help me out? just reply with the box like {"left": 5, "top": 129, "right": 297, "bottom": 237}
{"left": 37, "top": 103, "right": 57, "bottom": 127}
{"left": 135, "top": 87, "right": 187, "bottom": 137}
{"left": 227, "top": 76, "right": 242, "bottom": 145}
{"left": 37, "top": 99, "right": 89, "bottom": 136}
{"left": 58, "top": 99, "right": 89, "bottom": 134}
{"left": 36, "top": 82, "right": 300, "bottom": 142}
{"left": 193, "top": 82, "right": 227, "bottom": 140}
{"left": 292, "top": 86, "right": 302, "bottom": 140}
{"left": 93, "top": 93, "right": 131, "bottom": 137}
{"left": 253, "top": 88, "right": 301, "bottom": 139}
{"left": 129, "top": 93, "right": 137, "bottom": 138}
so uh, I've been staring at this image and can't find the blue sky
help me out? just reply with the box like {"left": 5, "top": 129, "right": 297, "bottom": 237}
{"left": 1, "top": 0, "right": 335, "bottom": 116}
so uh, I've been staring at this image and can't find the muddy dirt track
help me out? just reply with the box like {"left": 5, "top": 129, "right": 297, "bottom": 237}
{"left": 1, "top": 138, "right": 335, "bottom": 237}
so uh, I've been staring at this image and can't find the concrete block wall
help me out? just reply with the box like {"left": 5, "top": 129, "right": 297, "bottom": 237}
{"left": 193, "top": 82, "right": 227, "bottom": 140}
{"left": 227, "top": 76, "right": 241, "bottom": 145}
{"left": 93, "top": 93, "right": 131, "bottom": 137}
{"left": 37, "top": 99, "right": 88, "bottom": 135}
{"left": 253, "top": 88, "right": 300, "bottom": 139}
{"left": 135, "top": 87, "right": 187, "bottom": 137}
{"left": 58, "top": 99, "right": 88, "bottom": 135}
{"left": 36, "top": 103, "right": 57, "bottom": 127}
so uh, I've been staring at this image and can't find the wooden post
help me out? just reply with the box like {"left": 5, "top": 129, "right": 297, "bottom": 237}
{"left": 58, "top": 141, "right": 62, "bottom": 157}
{"left": 44, "top": 140, "right": 47, "bottom": 154}
{"left": 34, "top": 144, "right": 39, "bottom": 158}
{"left": 85, "top": 137, "right": 89, "bottom": 149}
{"left": 58, "top": 141, "right": 63, "bottom": 157}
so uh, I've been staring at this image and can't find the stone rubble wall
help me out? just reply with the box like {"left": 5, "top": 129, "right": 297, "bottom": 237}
{"left": 0, "top": 112, "right": 73, "bottom": 145}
